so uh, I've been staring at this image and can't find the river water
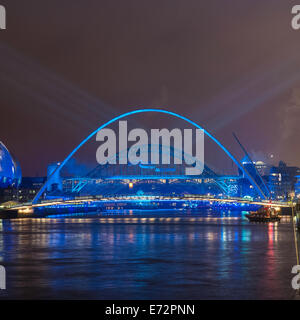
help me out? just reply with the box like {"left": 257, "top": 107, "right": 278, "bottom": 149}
{"left": 0, "top": 210, "right": 298, "bottom": 300}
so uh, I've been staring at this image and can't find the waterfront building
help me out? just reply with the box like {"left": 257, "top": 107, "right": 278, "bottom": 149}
{"left": 238, "top": 157, "right": 270, "bottom": 198}
{"left": 0, "top": 141, "right": 22, "bottom": 189}
{"left": 268, "top": 161, "right": 300, "bottom": 200}
{"left": 47, "top": 162, "right": 62, "bottom": 192}
{"left": 0, "top": 177, "right": 46, "bottom": 203}
{"left": 294, "top": 176, "right": 300, "bottom": 199}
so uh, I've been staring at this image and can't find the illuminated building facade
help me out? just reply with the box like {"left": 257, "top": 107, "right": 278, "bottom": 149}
{"left": 268, "top": 162, "right": 300, "bottom": 200}
{"left": 295, "top": 176, "right": 300, "bottom": 199}
{"left": 0, "top": 177, "right": 46, "bottom": 203}
{"left": 0, "top": 141, "right": 22, "bottom": 189}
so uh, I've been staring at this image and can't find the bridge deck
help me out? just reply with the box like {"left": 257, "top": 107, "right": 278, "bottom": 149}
{"left": 10, "top": 195, "right": 292, "bottom": 212}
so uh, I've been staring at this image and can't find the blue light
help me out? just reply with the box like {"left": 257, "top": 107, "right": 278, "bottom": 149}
{"left": 33, "top": 109, "right": 266, "bottom": 204}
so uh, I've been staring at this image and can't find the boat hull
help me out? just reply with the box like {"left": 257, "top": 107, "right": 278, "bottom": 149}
{"left": 245, "top": 214, "right": 281, "bottom": 222}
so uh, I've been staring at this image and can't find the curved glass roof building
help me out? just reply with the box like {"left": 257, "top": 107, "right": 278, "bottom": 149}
{"left": 0, "top": 141, "right": 22, "bottom": 188}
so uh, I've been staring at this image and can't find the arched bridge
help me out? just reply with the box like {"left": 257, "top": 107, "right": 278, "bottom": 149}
{"left": 33, "top": 109, "right": 268, "bottom": 204}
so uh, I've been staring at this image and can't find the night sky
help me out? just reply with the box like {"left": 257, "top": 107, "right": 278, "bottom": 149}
{"left": 0, "top": 0, "right": 300, "bottom": 176}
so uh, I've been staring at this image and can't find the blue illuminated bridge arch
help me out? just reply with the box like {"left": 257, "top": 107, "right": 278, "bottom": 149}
{"left": 32, "top": 109, "right": 267, "bottom": 204}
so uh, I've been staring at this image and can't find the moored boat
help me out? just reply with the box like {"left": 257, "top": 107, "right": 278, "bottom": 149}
{"left": 246, "top": 206, "right": 281, "bottom": 222}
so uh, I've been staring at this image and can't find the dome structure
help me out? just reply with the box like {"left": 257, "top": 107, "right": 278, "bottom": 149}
{"left": 255, "top": 161, "right": 265, "bottom": 166}
{"left": 0, "top": 141, "right": 22, "bottom": 188}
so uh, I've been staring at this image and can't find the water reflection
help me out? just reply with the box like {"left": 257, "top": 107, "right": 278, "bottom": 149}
{"left": 0, "top": 211, "right": 297, "bottom": 299}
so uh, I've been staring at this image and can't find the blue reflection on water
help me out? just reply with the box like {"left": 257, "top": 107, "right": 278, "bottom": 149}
{"left": 0, "top": 210, "right": 296, "bottom": 300}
